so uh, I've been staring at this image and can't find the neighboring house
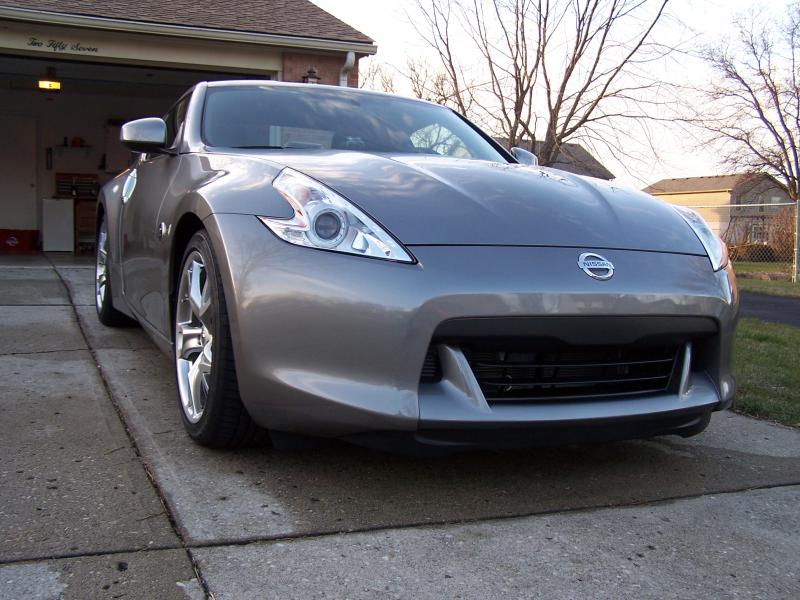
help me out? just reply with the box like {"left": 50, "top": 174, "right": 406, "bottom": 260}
{"left": 494, "top": 138, "right": 615, "bottom": 180}
{"left": 643, "top": 173, "right": 792, "bottom": 244}
{"left": 0, "top": 0, "right": 375, "bottom": 250}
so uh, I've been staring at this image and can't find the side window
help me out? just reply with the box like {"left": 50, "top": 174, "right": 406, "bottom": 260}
{"left": 163, "top": 95, "right": 190, "bottom": 150}
{"left": 163, "top": 106, "right": 177, "bottom": 148}
{"left": 410, "top": 124, "right": 472, "bottom": 158}
{"left": 751, "top": 224, "right": 767, "bottom": 243}
{"left": 174, "top": 97, "right": 190, "bottom": 146}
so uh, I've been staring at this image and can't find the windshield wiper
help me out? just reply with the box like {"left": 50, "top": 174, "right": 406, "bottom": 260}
{"left": 229, "top": 145, "right": 286, "bottom": 149}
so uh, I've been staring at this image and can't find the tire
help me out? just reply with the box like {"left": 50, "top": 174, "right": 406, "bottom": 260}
{"left": 173, "top": 230, "right": 268, "bottom": 448}
{"left": 96, "top": 214, "right": 134, "bottom": 327}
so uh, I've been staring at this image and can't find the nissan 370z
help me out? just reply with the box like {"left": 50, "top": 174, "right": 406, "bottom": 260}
{"left": 95, "top": 81, "right": 738, "bottom": 452}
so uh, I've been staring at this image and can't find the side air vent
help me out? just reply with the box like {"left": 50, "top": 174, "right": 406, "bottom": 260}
{"left": 420, "top": 346, "right": 441, "bottom": 382}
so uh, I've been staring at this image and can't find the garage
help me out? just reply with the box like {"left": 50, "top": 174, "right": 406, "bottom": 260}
{"left": 0, "top": 1, "right": 375, "bottom": 253}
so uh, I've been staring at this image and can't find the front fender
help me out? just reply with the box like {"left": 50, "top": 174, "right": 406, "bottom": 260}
{"left": 158, "top": 153, "right": 294, "bottom": 327}
{"left": 174, "top": 153, "right": 293, "bottom": 218}
{"left": 98, "top": 169, "right": 135, "bottom": 318}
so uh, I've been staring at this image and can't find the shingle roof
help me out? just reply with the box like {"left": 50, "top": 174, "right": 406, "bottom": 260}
{"left": 642, "top": 173, "right": 770, "bottom": 194}
{"left": 0, "top": 0, "right": 374, "bottom": 44}
{"left": 533, "top": 141, "right": 615, "bottom": 180}
{"left": 495, "top": 138, "right": 615, "bottom": 180}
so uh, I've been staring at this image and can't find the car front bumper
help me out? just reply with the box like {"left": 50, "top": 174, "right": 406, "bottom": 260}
{"left": 206, "top": 213, "right": 738, "bottom": 442}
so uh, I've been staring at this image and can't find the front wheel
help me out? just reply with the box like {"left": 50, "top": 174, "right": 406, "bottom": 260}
{"left": 96, "top": 215, "right": 133, "bottom": 327}
{"left": 174, "top": 230, "right": 268, "bottom": 448}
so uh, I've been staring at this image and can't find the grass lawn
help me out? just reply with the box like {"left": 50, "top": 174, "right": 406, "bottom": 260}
{"left": 734, "top": 318, "right": 800, "bottom": 427}
{"left": 733, "top": 261, "right": 789, "bottom": 274}
{"left": 736, "top": 277, "right": 800, "bottom": 298}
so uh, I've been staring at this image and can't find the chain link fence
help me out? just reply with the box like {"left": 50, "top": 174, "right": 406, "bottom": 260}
{"left": 686, "top": 202, "right": 797, "bottom": 280}
{"left": 727, "top": 203, "right": 797, "bottom": 280}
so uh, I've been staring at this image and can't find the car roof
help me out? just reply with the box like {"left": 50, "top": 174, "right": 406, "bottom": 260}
{"left": 202, "top": 79, "right": 441, "bottom": 107}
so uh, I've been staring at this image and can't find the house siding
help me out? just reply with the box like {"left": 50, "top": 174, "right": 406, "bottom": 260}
{"left": 729, "top": 178, "right": 792, "bottom": 244}
{"left": 647, "top": 174, "right": 792, "bottom": 243}
{"left": 649, "top": 190, "right": 732, "bottom": 236}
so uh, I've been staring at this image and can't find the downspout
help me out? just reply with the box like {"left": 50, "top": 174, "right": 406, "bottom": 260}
{"left": 339, "top": 51, "right": 356, "bottom": 87}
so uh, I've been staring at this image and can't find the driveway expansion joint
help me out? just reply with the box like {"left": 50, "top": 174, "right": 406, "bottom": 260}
{"left": 177, "top": 479, "right": 800, "bottom": 552}
{"left": 3, "top": 481, "right": 799, "bottom": 572}
{"left": 0, "top": 543, "right": 185, "bottom": 567}
{"left": 47, "top": 257, "right": 214, "bottom": 599}
{"left": 0, "top": 347, "right": 88, "bottom": 357}
{"left": 0, "top": 303, "right": 73, "bottom": 307}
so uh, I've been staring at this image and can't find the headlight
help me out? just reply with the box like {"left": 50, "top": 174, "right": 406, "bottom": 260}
{"left": 672, "top": 205, "right": 729, "bottom": 271}
{"left": 259, "top": 168, "right": 414, "bottom": 263}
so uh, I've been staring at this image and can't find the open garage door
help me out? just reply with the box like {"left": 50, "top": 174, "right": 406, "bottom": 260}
{"left": 0, "top": 54, "right": 274, "bottom": 252}
{"left": 0, "top": 114, "right": 37, "bottom": 250}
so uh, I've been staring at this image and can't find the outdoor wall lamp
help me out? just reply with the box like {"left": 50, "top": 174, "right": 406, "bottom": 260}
{"left": 302, "top": 67, "right": 321, "bottom": 84}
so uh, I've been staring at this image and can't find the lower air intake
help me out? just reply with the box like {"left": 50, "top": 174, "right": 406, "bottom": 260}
{"left": 462, "top": 344, "right": 681, "bottom": 402}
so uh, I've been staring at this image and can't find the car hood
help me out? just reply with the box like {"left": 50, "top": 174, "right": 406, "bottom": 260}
{"left": 245, "top": 150, "right": 705, "bottom": 255}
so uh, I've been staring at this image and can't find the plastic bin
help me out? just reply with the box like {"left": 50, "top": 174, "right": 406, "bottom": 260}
{"left": 0, "top": 229, "right": 38, "bottom": 253}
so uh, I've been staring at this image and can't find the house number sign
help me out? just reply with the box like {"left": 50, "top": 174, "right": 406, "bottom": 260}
{"left": 27, "top": 37, "right": 99, "bottom": 53}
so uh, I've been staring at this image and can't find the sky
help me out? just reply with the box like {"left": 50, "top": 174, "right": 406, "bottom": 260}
{"left": 311, "top": 0, "right": 788, "bottom": 188}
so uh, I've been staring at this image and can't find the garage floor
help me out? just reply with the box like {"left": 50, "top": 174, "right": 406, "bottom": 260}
{"left": 1, "top": 254, "right": 799, "bottom": 599}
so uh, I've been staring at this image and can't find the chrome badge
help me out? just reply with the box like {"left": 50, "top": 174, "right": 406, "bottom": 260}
{"left": 578, "top": 252, "right": 614, "bottom": 280}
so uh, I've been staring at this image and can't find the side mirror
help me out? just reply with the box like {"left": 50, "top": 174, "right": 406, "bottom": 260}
{"left": 511, "top": 146, "right": 538, "bottom": 166}
{"left": 121, "top": 118, "right": 167, "bottom": 153}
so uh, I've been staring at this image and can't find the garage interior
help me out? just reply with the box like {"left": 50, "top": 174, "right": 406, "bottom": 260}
{"left": 0, "top": 54, "right": 273, "bottom": 253}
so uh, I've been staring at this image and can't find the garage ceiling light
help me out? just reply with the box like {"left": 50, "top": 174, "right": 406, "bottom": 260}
{"left": 39, "top": 67, "right": 60, "bottom": 92}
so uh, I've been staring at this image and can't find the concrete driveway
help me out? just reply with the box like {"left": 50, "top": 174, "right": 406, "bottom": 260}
{"left": 1, "top": 254, "right": 799, "bottom": 599}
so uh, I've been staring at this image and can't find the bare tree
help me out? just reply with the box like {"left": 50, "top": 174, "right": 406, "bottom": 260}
{"left": 450, "top": 0, "right": 540, "bottom": 146}
{"left": 769, "top": 207, "right": 797, "bottom": 263}
{"left": 688, "top": 3, "right": 800, "bottom": 280}
{"left": 410, "top": 1, "right": 474, "bottom": 114}
{"left": 411, "top": 0, "right": 674, "bottom": 161}
{"left": 406, "top": 58, "right": 467, "bottom": 107}
{"left": 359, "top": 61, "right": 397, "bottom": 93}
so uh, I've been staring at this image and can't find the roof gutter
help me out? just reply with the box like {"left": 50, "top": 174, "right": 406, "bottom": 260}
{"left": 0, "top": 7, "right": 378, "bottom": 55}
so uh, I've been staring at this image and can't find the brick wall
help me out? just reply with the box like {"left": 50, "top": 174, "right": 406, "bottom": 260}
{"left": 281, "top": 51, "right": 360, "bottom": 87}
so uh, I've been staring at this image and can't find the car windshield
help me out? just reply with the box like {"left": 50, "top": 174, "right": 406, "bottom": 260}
{"left": 201, "top": 85, "right": 508, "bottom": 162}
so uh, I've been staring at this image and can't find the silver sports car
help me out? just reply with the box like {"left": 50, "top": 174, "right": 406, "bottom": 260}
{"left": 96, "top": 81, "right": 738, "bottom": 452}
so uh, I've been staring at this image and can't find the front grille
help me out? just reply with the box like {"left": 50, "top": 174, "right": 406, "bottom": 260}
{"left": 462, "top": 344, "right": 681, "bottom": 402}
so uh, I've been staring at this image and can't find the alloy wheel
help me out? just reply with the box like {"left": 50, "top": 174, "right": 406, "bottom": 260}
{"left": 175, "top": 251, "right": 214, "bottom": 423}
{"left": 96, "top": 220, "right": 109, "bottom": 310}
